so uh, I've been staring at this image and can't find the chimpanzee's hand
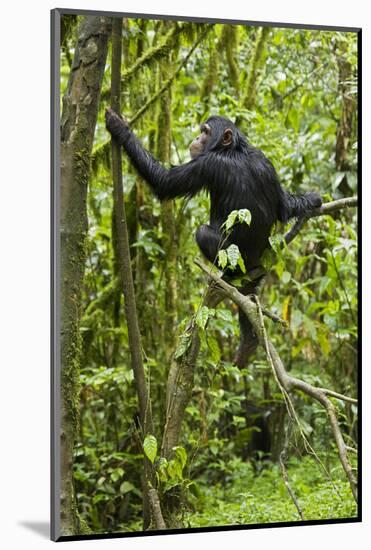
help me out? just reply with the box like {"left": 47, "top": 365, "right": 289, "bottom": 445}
{"left": 105, "top": 107, "right": 129, "bottom": 140}
{"left": 306, "top": 191, "right": 322, "bottom": 209}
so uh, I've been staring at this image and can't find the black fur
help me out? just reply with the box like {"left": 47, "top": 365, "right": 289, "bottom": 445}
{"left": 106, "top": 111, "right": 322, "bottom": 367}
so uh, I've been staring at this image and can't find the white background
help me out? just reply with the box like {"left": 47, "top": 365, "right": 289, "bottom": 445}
{"left": 0, "top": 1, "right": 368, "bottom": 548}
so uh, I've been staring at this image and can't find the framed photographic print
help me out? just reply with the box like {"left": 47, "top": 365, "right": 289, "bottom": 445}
{"left": 51, "top": 8, "right": 360, "bottom": 542}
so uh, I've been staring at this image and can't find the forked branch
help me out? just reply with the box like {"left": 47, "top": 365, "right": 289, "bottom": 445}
{"left": 195, "top": 259, "right": 358, "bottom": 502}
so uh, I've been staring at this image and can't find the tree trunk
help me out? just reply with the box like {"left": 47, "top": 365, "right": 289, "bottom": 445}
{"left": 110, "top": 17, "right": 158, "bottom": 530}
{"left": 162, "top": 286, "right": 226, "bottom": 458}
{"left": 235, "top": 26, "right": 269, "bottom": 126}
{"left": 157, "top": 43, "right": 178, "bottom": 361}
{"left": 221, "top": 25, "right": 240, "bottom": 97}
{"left": 60, "top": 15, "right": 110, "bottom": 535}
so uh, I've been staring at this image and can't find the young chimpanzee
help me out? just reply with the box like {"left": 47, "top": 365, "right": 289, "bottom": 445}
{"left": 105, "top": 109, "right": 322, "bottom": 367}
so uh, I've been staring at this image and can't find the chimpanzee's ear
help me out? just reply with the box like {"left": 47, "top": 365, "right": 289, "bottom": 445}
{"left": 223, "top": 128, "right": 233, "bottom": 146}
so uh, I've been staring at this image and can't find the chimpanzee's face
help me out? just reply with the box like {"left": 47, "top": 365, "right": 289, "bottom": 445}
{"left": 189, "top": 119, "right": 234, "bottom": 158}
{"left": 189, "top": 123, "right": 212, "bottom": 159}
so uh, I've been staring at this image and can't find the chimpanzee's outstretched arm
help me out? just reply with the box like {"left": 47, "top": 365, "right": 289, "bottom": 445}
{"left": 105, "top": 108, "right": 205, "bottom": 200}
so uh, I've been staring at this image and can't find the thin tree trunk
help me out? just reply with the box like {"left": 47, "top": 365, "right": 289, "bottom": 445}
{"left": 235, "top": 26, "right": 269, "bottom": 126}
{"left": 200, "top": 35, "right": 218, "bottom": 101}
{"left": 221, "top": 25, "right": 240, "bottom": 97}
{"left": 110, "top": 17, "right": 158, "bottom": 530}
{"left": 110, "top": 17, "right": 152, "bottom": 437}
{"left": 157, "top": 44, "right": 178, "bottom": 361}
{"left": 60, "top": 15, "right": 110, "bottom": 535}
{"left": 162, "top": 286, "right": 226, "bottom": 458}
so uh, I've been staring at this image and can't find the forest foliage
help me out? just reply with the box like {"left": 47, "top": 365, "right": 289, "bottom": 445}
{"left": 59, "top": 14, "right": 358, "bottom": 535}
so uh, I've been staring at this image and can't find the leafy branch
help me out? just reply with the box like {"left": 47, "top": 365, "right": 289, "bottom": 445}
{"left": 129, "top": 26, "right": 211, "bottom": 125}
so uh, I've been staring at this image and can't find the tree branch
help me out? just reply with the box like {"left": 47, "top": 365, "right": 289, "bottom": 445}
{"left": 195, "top": 259, "right": 358, "bottom": 503}
{"left": 285, "top": 196, "right": 357, "bottom": 245}
{"left": 122, "top": 23, "right": 181, "bottom": 83}
{"left": 129, "top": 27, "right": 211, "bottom": 126}
{"left": 319, "top": 388, "right": 357, "bottom": 405}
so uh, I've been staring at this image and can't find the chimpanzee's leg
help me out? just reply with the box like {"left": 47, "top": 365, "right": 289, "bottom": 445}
{"left": 195, "top": 224, "right": 224, "bottom": 264}
{"left": 235, "top": 306, "right": 259, "bottom": 369}
{"left": 196, "top": 224, "right": 262, "bottom": 369}
{"left": 234, "top": 279, "right": 264, "bottom": 369}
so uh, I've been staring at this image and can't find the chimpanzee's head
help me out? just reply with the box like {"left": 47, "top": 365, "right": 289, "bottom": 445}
{"left": 189, "top": 116, "right": 246, "bottom": 159}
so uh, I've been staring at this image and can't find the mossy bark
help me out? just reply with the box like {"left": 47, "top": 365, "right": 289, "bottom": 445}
{"left": 221, "top": 25, "right": 240, "bottom": 97}
{"left": 200, "top": 34, "right": 219, "bottom": 119}
{"left": 157, "top": 44, "right": 178, "bottom": 361}
{"left": 242, "top": 27, "right": 270, "bottom": 112}
{"left": 110, "top": 17, "right": 157, "bottom": 530}
{"left": 60, "top": 15, "right": 110, "bottom": 536}
{"left": 162, "top": 287, "right": 225, "bottom": 458}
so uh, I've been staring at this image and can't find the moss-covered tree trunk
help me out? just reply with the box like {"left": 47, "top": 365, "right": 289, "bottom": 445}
{"left": 110, "top": 17, "right": 161, "bottom": 531}
{"left": 60, "top": 15, "right": 110, "bottom": 536}
{"left": 162, "top": 288, "right": 225, "bottom": 459}
{"left": 244, "top": 27, "right": 269, "bottom": 109}
{"left": 235, "top": 26, "right": 270, "bottom": 127}
{"left": 200, "top": 34, "right": 219, "bottom": 113}
{"left": 221, "top": 25, "right": 240, "bottom": 97}
{"left": 157, "top": 47, "right": 178, "bottom": 361}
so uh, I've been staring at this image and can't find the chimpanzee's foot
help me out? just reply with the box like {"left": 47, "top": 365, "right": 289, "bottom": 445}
{"left": 234, "top": 332, "right": 258, "bottom": 369}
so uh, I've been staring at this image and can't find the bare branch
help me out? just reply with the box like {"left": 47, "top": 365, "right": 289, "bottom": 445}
{"left": 285, "top": 196, "right": 357, "bottom": 245}
{"left": 260, "top": 306, "right": 288, "bottom": 326}
{"left": 319, "top": 388, "right": 358, "bottom": 405}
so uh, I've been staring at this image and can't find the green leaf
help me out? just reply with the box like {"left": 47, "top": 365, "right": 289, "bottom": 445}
{"left": 281, "top": 271, "right": 291, "bottom": 284}
{"left": 92, "top": 493, "right": 109, "bottom": 504}
{"left": 224, "top": 210, "right": 238, "bottom": 231}
{"left": 218, "top": 249, "right": 228, "bottom": 269}
{"left": 222, "top": 209, "right": 251, "bottom": 232}
{"left": 269, "top": 233, "right": 285, "bottom": 254}
{"left": 208, "top": 336, "right": 221, "bottom": 363}
{"left": 173, "top": 446, "right": 187, "bottom": 469}
{"left": 291, "top": 310, "right": 303, "bottom": 331}
{"left": 237, "top": 254, "right": 246, "bottom": 274}
{"left": 287, "top": 107, "right": 299, "bottom": 132}
{"left": 217, "top": 309, "right": 233, "bottom": 323}
{"left": 143, "top": 434, "right": 157, "bottom": 464}
{"left": 110, "top": 467, "right": 124, "bottom": 482}
{"left": 120, "top": 481, "right": 135, "bottom": 494}
{"left": 318, "top": 332, "right": 331, "bottom": 356}
{"left": 174, "top": 330, "right": 192, "bottom": 359}
{"left": 261, "top": 248, "right": 275, "bottom": 270}
{"left": 347, "top": 172, "right": 357, "bottom": 191}
{"left": 226, "top": 244, "right": 240, "bottom": 269}
{"left": 195, "top": 306, "right": 215, "bottom": 330}
{"left": 237, "top": 209, "right": 251, "bottom": 226}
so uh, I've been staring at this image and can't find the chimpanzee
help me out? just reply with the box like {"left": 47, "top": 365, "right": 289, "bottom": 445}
{"left": 105, "top": 109, "right": 322, "bottom": 367}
